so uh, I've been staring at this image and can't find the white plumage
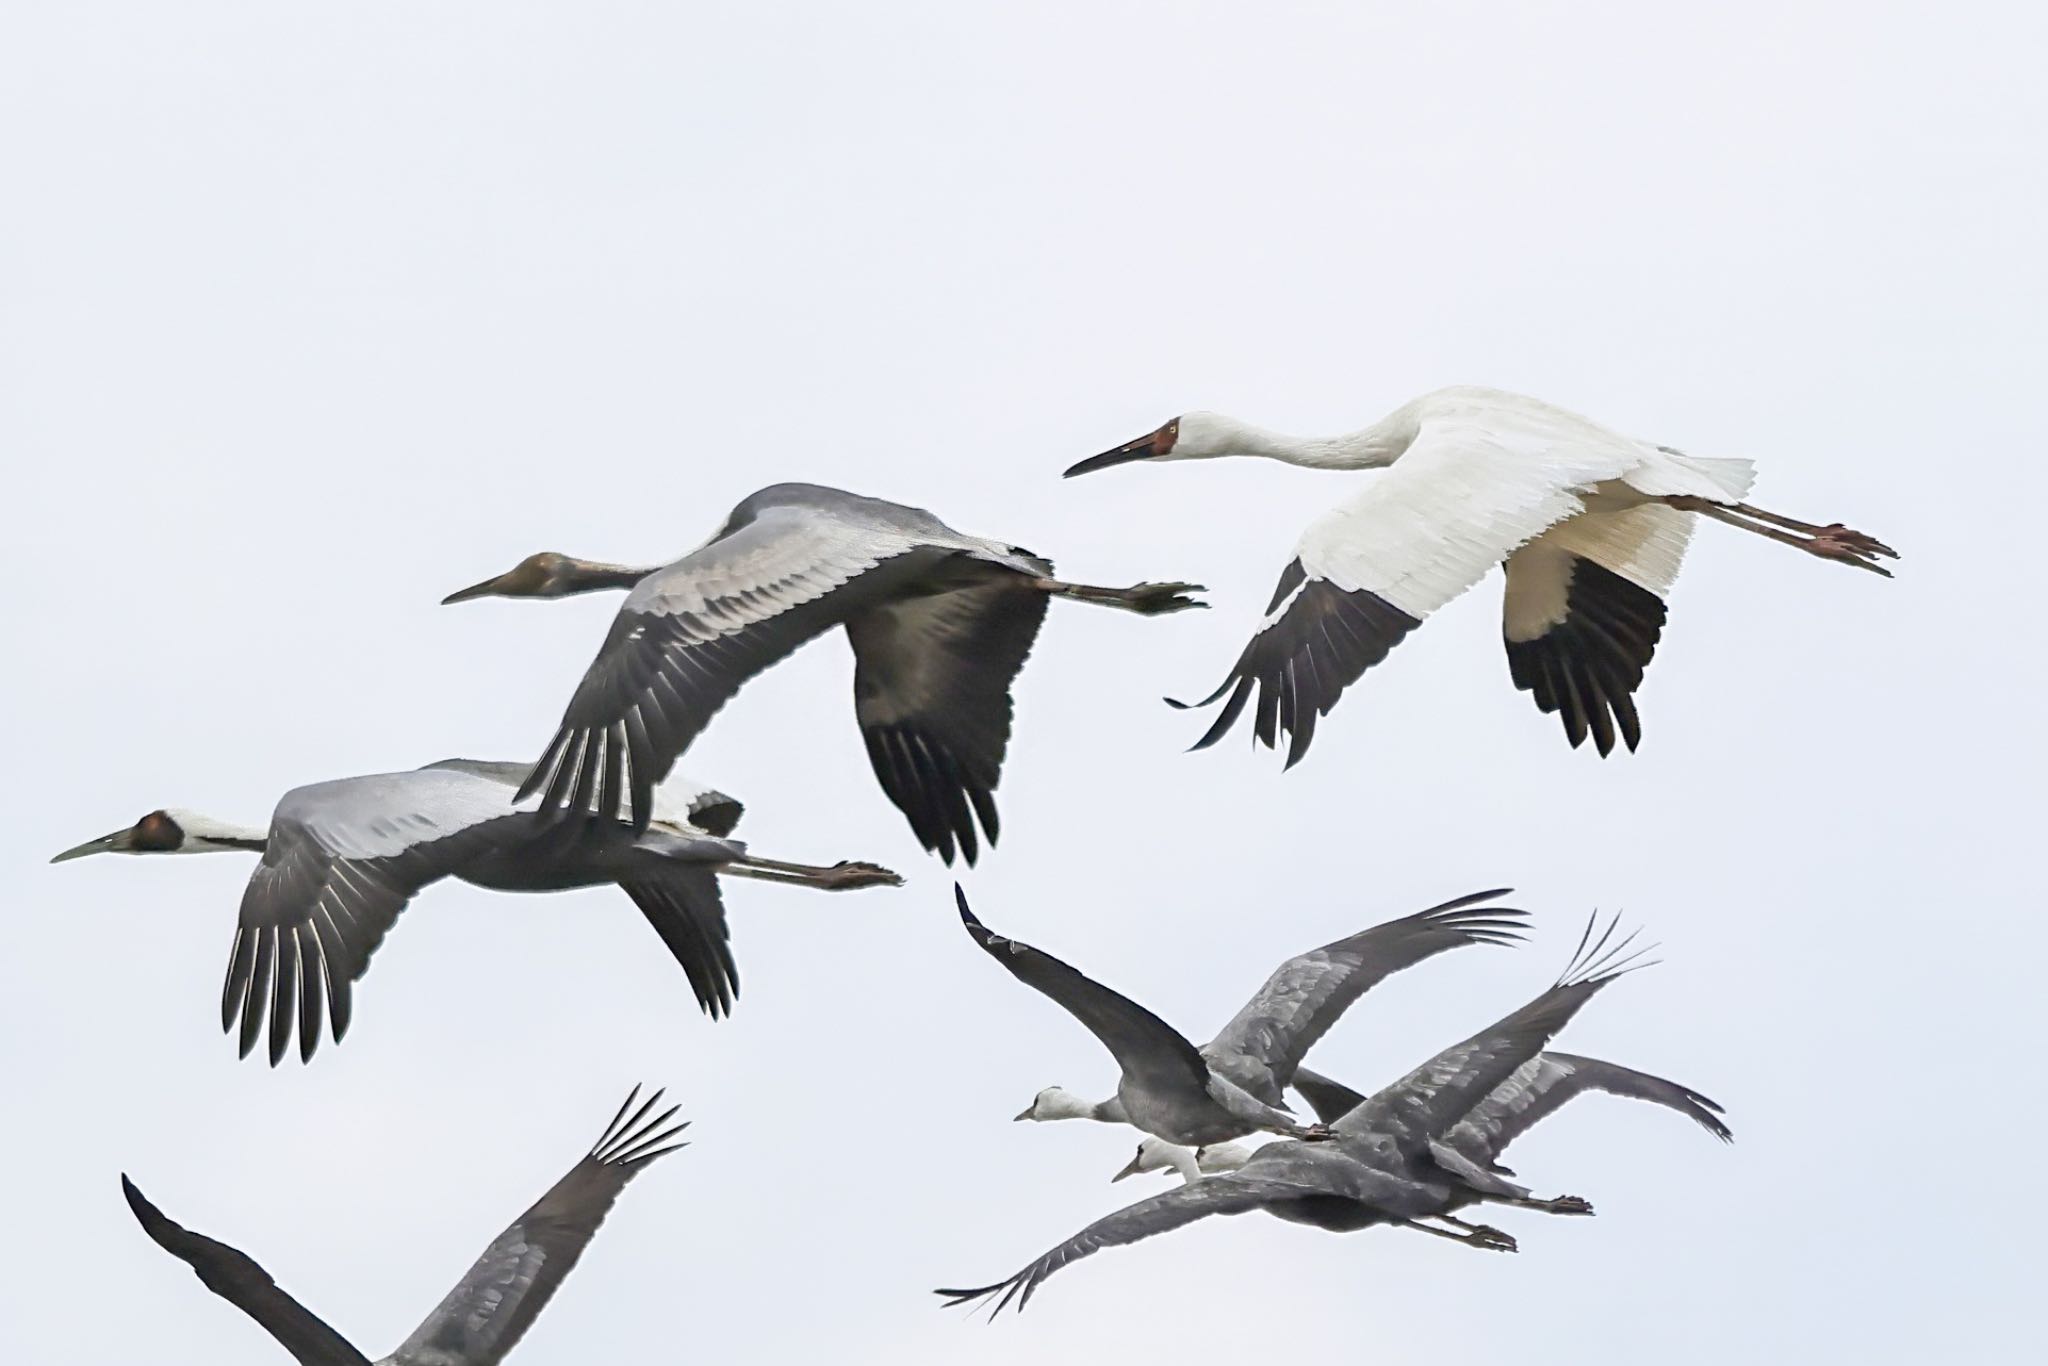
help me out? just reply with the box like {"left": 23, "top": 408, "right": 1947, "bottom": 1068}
{"left": 1068, "top": 385, "right": 1893, "bottom": 764}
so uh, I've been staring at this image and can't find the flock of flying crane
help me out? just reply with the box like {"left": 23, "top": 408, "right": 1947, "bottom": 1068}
{"left": 56, "top": 385, "right": 1894, "bottom": 1360}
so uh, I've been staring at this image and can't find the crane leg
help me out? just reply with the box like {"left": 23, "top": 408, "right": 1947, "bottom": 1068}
{"left": 1502, "top": 1193, "right": 1595, "bottom": 1216}
{"left": 1030, "top": 577, "right": 1208, "bottom": 615}
{"left": 1665, "top": 496, "right": 1897, "bottom": 576}
{"left": 1400, "top": 1218, "right": 1517, "bottom": 1252}
{"left": 725, "top": 856, "right": 903, "bottom": 890}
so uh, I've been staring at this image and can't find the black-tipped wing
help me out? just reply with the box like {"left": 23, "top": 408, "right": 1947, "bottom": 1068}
{"left": 121, "top": 1176, "right": 371, "bottom": 1366}
{"left": 846, "top": 558, "right": 1052, "bottom": 866}
{"left": 1291, "top": 1065, "right": 1369, "bottom": 1126}
{"left": 1439, "top": 1051, "right": 1731, "bottom": 1170}
{"left": 955, "top": 887, "right": 1210, "bottom": 1099}
{"left": 1171, "top": 559, "right": 1420, "bottom": 768}
{"left": 1501, "top": 505, "right": 1690, "bottom": 755}
{"left": 386, "top": 1089, "right": 687, "bottom": 1366}
{"left": 225, "top": 770, "right": 518, "bottom": 1066}
{"left": 518, "top": 504, "right": 930, "bottom": 830}
{"left": 1337, "top": 917, "right": 1652, "bottom": 1144}
{"left": 1177, "top": 413, "right": 1640, "bottom": 765}
{"left": 936, "top": 1174, "right": 1305, "bottom": 1316}
{"left": 1204, "top": 890, "right": 1525, "bottom": 1103}
{"left": 618, "top": 864, "right": 739, "bottom": 1019}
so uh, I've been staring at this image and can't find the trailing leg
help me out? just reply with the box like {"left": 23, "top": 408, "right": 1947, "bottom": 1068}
{"left": 1031, "top": 577, "right": 1207, "bottom": 615}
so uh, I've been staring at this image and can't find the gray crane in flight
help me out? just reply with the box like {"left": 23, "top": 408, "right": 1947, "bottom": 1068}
{"left": 441, "top": 482, "right": 1204, "bottom": 865}
{"left": 122, "top": 1087, "right": 686, "bottom": 1365}
{"left": 962, "top": 886, "right": 1526, "bottom": 1147}
{"left": 940, "top": 918, "right": 1724, "bottom": 1315}
{"left": 51, "top": 759, "right": 898, "bottom": 1064}
{"left": 1113, "top": 1053, "right": 1728, "bottom": 1183}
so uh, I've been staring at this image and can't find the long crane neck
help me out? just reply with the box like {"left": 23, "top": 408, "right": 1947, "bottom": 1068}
{"left": 557, "top": 559, "right": 658, "bottom": 594}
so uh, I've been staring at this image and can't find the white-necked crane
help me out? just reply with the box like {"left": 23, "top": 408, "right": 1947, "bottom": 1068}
{"left": 51, "top": 759, "right": 899, "bottom": 1064}
{"left": 940, "top": 919, "right": 1723, "bottom": 1316}
{"left": 441, "top": 482, "right": 1204, "bottom": 865}
{"left": 122, "top": 1087, "right": 686, "bottom": 1365}
{"left": 1066, "top": 386, "right": 1897, "bottom": 765}
{"left": 963, "top": 886, "right": 1525, "bottom": 1146}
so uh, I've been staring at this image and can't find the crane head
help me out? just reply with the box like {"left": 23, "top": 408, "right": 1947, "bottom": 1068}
{"left": 50, "top": 808, "right": 269, "bottom": 862}
{"left": 440, "top": 551, "right": 575, "bottom": 603}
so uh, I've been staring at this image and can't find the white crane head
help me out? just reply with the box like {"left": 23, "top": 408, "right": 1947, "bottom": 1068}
{"left": 1064, "top": 413, "right": 1220, "bottom": 477}
{"left": 1111, "top": 1137, "right": 1257, "bottom": 1183}
{"left": 50, "top": 809, "right": 266, "bottom": 862}
{"left": 1066, "top": 409, "right": 1407, "bottom": 474}
{"left": 1112, "top": 1138, "right": 1201, "bottom": 1183}
{"left": 1013, "top": 1085, "right": 1099, "bottom": 1123}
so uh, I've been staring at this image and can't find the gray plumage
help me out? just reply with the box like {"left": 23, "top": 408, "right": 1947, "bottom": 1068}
{"left": 966, "top": 886, "right": 1524, "bottom": 1146}
{"left": 942, "top": 918, "right": 1709, "bottom": 1315}
{"left": 56, "top": 760, "right": 898, "bottom": 1065}
{"left": 477, "top": 483, "right": 1199, "bottom": 865}
{"left": 123, "top": 1088, "right": 687, "bottom": 1365}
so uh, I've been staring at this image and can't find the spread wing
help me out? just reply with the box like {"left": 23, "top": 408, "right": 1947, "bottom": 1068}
{"left": 845, "top": 558, "right": 1052, "bottom": 866}
{"left": 385, "top": 1089, "right": 688, "bottom": 1366}
{"left": 1176, "top": 411, "right": 1640, "bottom": 765}
{"left": 1500, "top": 504, "right": 1694, "bottom": 755}
{"left": 616, "top": 861, "right": 739, "bottom": 1019}
{"left": 1204, "top": 890, "right": 1524, "bottom": 1103}
{"left": 1438, "top": 1051, "right": 1731, "bottom": 1171}
{"left": 935, "top": 1174, "right": 1308, "bottom": 1317}
{"left": 954, "top": 886, "right": 1210, "bottom": 1100}
{"left": 225, "top": 769, "right": 519, "bottom": 1065}
{"left": 518, "top": 501, "right": 930, "bottom": 829}
{"left": 1337, "top": 917, "right": 1652, "bottom": 1144}
{"left": 121, "top": 1176, "right": 371, "bottom": 1366}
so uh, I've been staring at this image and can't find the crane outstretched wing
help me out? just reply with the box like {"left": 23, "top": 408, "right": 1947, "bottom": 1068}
{"left": 1204, "top": 890, "right": 1524, "bottom": 1103}
{"left": 121, "top": 1176, "right": 371, "bottom": 1366}
{"left": 936, "top": 1174, "right": 1306, "bottom": 1316}
{"left": 225, "top": 769, "right": 519, "bottom": 1065}
{"left": 1500, "top": 504, "right": 1695, "bottom": 755}
{"left": 386, "top": 1088, "right": 688, "bottom": 1366}
{"left": 1337, "top": 917, "right": 1653, "bottom": 1144}
{"left": 845, "top": 558, "right": 1052, "bottom": 865}
{"left": 1174, "top": 411, "right": 1641, "bottom": 765}
{"left": 617, "top": 863, "right": 739, "bottom": 1019}
{"left": 1438, "top": 1051, "right": 1731, "bottom": 1171}
{"left": 518, "top": 503, "right": 928, "bottom": 830}
{"left": 955, "top": 886, "right": 1210, "bottom": 1100}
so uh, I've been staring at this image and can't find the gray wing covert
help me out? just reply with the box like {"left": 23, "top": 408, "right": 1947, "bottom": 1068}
{"left": 519, "top": 504, "right": 923, "bottom": 830}
{"left": 385, "top": 1090, "right": 687, "bottom": 1366}
{"left": 1204, "top": 891, "right": 1524, "bottom": 1103}
{"left": 224, "top": 770, "right": 518, "bottom": 1066}
{"left": 846, "top": 555, "right": 1051, "bottom": 865}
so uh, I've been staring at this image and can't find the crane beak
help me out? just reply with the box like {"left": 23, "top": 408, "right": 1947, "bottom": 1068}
{"left": 440, "top": 571, "right": 518, "bottom": 605}
{"left": 51, "top": 828, "right": 135, "bottom": 863}
{"left": 1110, "top": 1153, "right": 1146, "bottom": 1183}
{"left": 1012, "top": 1106, "right": 1035, "bottom": 1122}
{"left": 1064, "top": 420, "right": 1177, "bottom": 478}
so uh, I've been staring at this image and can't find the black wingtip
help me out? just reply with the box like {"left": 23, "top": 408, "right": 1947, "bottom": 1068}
{"left": 953, "top": 883, "right": 980, "bottom": 930}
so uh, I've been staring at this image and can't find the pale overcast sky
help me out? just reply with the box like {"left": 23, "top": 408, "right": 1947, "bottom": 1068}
{"left": 4, "top": 4, "right": 2041, "bottom": 1362}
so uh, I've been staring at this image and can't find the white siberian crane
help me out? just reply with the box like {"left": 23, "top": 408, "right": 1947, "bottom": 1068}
{"left": 1067, "top": 386, "right": 1896, "bottom": 765}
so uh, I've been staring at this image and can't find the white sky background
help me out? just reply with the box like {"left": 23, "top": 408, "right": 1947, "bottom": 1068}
{"left": 3, "top": 2, "right": 2041, "bottom": 1361}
